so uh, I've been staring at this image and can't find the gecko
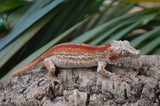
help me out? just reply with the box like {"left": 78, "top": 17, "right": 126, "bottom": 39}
{"left": 9, "top": 40, "right": 140, "bottom": 78}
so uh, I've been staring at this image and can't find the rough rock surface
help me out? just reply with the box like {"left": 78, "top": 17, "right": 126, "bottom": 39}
{"left": 0, "top": 55, "right": 160, "bottom": 106}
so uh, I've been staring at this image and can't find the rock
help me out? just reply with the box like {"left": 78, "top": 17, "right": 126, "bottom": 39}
{"left": 0, "top": 55, "right": 160, "bottom": 105}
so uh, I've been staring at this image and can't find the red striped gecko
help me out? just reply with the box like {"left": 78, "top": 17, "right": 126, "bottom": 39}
{"left": 9, "top": 40, "right": 140, "bottom": 78}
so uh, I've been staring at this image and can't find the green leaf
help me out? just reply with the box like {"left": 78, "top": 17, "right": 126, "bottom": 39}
{"left": 140, "top": 36, "right": 160, "bottom": 54}
{"left": 130, "top": 27, "right": 160, "bottom": 47}
{"left": 72, "top": 14, "right": 133, "bottom": 43}
{"left": 77, "top": 1, "right": 113, "bottom": 35}
{"left": 115, "top": 3, "right": 136, "bottom": 17}
{"left": 0, "top": 0, "right": 64, "bottom": 50}
{"left": 153, "top": 48, "right": 160, "bottom": 54}
{"left": 7, "top": 5, "right": 29, "bottom": 28}
{"left": 89, "top": 19, "right": 137, "bottom": 45}
{"left": 102, "top": 21, "right": 141, "bottom": 44}
{"left": 0, "top": 0, "right": 30, "bottom": 13}
{"left": 72, "top": 8, "right": 156, "bottom": 43}
{"left": 0, "top": 8, "right": 56, "bottom": 68}
{"left": 141, "top": 13, "right": 156, "bottom": 25}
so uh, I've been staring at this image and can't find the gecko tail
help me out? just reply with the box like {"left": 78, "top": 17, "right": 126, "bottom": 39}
{"left": 9, "top": 60, "right": 43, "bottom": 78}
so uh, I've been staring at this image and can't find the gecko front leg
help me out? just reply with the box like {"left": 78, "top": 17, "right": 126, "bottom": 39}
{"left": 97, "top": 61, "right": 112, "bottom": 77}
{"left": 43, "top": 58, "right": 56, "bottom": 77}
{"left": 43, "top": 58, "right": 58, "bottom": 83}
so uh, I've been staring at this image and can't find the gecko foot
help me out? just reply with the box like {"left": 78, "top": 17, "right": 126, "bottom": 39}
{"left": 97, "top": 61, "right": 112, "bottom": 77}
{"left": 46, "top": 77, "right": 58, "bottom": 83}
{"left": 98, "top": 69, "right": 111, "bottom": 77}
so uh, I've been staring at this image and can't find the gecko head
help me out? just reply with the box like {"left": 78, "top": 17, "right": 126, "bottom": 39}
{"left": 108, "top": 40, "right": 140, "bottom": 62}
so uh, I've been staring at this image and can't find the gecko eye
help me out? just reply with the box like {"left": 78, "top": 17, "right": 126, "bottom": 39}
{"left": 120, "top": 50, "right": 128, "bottom": 57}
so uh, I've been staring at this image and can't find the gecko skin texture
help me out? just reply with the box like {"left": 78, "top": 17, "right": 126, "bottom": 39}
{"left": 9, "top": 40, "right": 141, "bottom": 78}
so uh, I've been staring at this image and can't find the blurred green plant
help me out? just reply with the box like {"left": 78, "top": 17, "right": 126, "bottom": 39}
{"left": 0, "top": 0, "right": 30, "bottom": 13}
{"left": 0, "top": 0, "right": 160, "bottom": 81}
{"left": 0, "top": 15, "right": 8, "bottom": 33}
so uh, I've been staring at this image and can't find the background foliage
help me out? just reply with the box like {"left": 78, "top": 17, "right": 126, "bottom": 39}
{"left": 0, "top": 0, "right": 160, "bottom": 80}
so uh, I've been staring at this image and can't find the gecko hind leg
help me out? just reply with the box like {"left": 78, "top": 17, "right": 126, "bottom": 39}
{"left": 97, "top": 61, "right": 112, "bottom": 77}
{"left": 43, "top": 58, "right": 57, "bottom": 83}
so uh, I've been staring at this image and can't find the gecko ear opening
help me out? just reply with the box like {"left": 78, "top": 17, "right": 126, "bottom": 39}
{"left": 120, "top": 49, "right": 129, "bottom": 57}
